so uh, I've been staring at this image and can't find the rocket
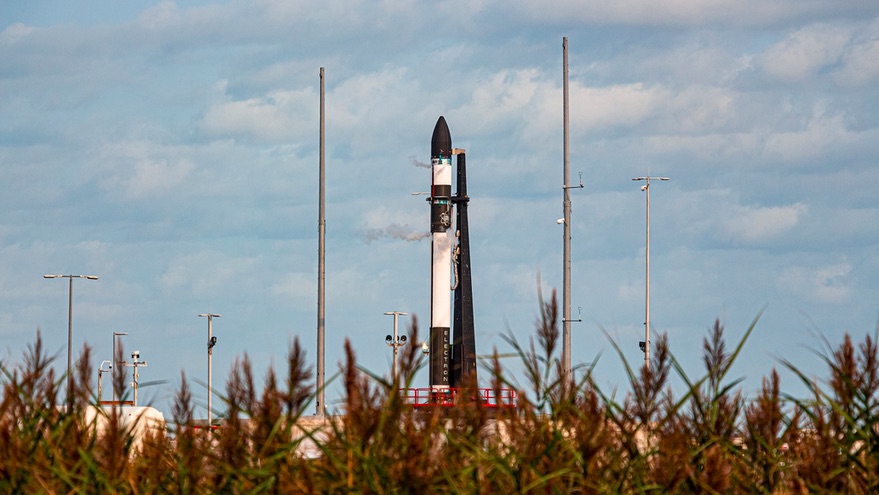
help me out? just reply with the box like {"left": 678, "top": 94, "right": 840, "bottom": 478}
{"left": 428, "top": 116, "right": 478, "bottom": 392}
{"left": 429, "top": 116, "right": 453, "bottom": 390}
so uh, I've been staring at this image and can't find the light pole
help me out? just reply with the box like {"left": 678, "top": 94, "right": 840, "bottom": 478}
{"left": 632, "top": 176, "right": 668, "bottom": 370}
{"left": 198, "top": 312, "right": 221, "bottom": 426}
{"left": 112, "top": 331, "right": 128, "bottom": 402}
{"left": 383, "top": 311, "right": 408, "bottom": 382}
{"left": 44, "top": 273, "right": 99, "bottom": 410}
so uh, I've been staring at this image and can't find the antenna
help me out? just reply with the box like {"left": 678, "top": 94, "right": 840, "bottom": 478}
{"left": 564, "top": 171, "right": 584, "bottom": 190}
{"left": 563, "top": 305, "right": 583, "bottom": 323}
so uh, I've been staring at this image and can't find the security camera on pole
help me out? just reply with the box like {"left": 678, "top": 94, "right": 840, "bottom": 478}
{"left": 384, "top": 311, "right": 408, "bottom": 382}
{"left": 199, "top": 312, "right": 221, "bottom": 427}
{"left": 632, "top": 176, "right": 669, "bottom": 371}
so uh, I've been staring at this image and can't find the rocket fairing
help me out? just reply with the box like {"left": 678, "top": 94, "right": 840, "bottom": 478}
{"left": 429, "top": 116, "right": 453, "bottom": 390}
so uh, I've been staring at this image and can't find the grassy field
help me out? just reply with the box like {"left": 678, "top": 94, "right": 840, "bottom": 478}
{"left": 2, "top": 291, "right": 877, "bottom": 493}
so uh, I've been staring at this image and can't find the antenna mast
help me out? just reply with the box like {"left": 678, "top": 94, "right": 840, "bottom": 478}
{"left": 562, "top": 37, "right": 572, "bottom": 382}
{"left": 317, "top": 67, "right": 326, "bottom": 416}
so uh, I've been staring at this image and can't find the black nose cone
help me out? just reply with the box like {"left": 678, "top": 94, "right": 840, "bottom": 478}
{"left": 431, "top": 116, "right": 452, "bottom": 158}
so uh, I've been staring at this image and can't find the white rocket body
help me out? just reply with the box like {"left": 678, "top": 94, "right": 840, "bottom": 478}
{"left": 430, "top": 155, "right": 452, "bottom": 390}
{"left": 431, "top": 162, "right": 452, "bottom": 332}
{"left": 429, "top": 116, "right": 453, "bottom": 390}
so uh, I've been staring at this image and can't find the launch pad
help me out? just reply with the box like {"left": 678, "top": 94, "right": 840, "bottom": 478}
{"left": 401, "top": 387, "right": 517, "bottom": 408}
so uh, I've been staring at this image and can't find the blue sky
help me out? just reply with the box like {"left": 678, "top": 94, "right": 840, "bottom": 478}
{"left": 2, "top": 0, "right": 879, "bottom": 417}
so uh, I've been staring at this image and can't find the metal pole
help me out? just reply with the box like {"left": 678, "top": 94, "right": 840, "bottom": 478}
{"left": 317, "top": 66, "right": 326, "bottom": 417}
{"left": 208, "top": 315, "right": 214, "bottom": 431}
{"left": 645, "top": 179, "right": 650, "bottom": 370}
{"left": 562, "top": 37, "right": 572, "bottom": 382}
{"left": 122, "top": 354, "right": 146, "bottom": 407}
{"left": 199, "top": 313, "right": 220, "bottom": 426}
{"left": 208, "top": 316, "right": 213, "bottom": 425}
{"left": 110, "top": 332, "right": 118, "bottom": 401}
{"left": 384, "top": 311, "right": 408, "bottom": 382}
{"left": 632, "top": 176, "right": 668, "bottom": 370}
{"left": 44, "top": 274, "right": 98, "bottom": 411}
{"left": 98, "top": 360, "right": 111, "bottom": 403}
{"left": 133, "top": 360, "right": 139, "bottom": 407}
{"left": 112, "top": 332, "right": 127, "bottom": 401}
{"left": 67, "top": 276, "right": 73, "bottom": 409}
{"left": 112, "top": 334, "right": 115, "bottom": 398}
{"left": 393, "top": 314, "right": 399, "bottom": 381}
{"left": 112, "top": 334, "right": 115, "bottom": 400}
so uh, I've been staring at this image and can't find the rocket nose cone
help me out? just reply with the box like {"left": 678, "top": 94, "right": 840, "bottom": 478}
{"left": 431, "top": 116, "right": 452, "bottom": 158}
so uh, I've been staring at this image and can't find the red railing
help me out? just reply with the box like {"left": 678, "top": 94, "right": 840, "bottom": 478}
{"left": 192, "top": 424, "right": 220, "bottom": 432}
{"left": 401, "top": 387, "right": 517, "bottom": 408}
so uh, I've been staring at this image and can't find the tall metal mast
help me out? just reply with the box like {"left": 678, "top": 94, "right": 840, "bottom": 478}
{"left": 316, "top": 67, "right": 326, "bottom": 416}
{"left": 562, "top": 37, "right": 572, "bottom": 382}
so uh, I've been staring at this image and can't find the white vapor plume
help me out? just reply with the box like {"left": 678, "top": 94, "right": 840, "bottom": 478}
{"left": 363, "top": 223, "right": 430, "bottom": 244}
{"left": 409, "top": 155, "right": 430, "bottom": 168}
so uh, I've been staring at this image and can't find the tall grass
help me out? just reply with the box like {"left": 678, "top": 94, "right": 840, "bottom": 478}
{"left": 2, "top": 295, "right": 878, "bottom": 493}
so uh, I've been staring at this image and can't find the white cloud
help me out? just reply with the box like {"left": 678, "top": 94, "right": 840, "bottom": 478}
{"left": 0, "top": 23, "right": 36, "bottom": 44}
{"left": 269, "top": 272, "right": 316, "bottom": 310}
{"left": 160, "top": 251, "right": 258, "bottom": 296}
{"left": 119, "top": 157, "right": 194, "bottom": 199}
{"left": 617, "top": 279, "right": 643, "bottom": 305}
{"left": 834, "top": 30, "right": 879, "bottom": 86}
{"left": 94, "top": 141, "right": 195, "bottom": 200}
{"left": 722, "top": 203, "right": 807, "bottom": 244}
{"left": 659, "top": 86, "right": 737, "bottom": 132}
{"left": 643, "top": 131, "right": 762, "bottom": 161}
{"left": 763, "top": 110, "right": 857, "bottom": 162}
{"left": 330, "top": 67, "right": 411, "bottom": 128}
{"left": 136, "top": 1, "right": 182, "bottom": 29}
{"left": 777, "top": 261, "right": 853, "bottom": 304}
{"left": 200, "top": 85, "right": 316, "bottom": 143}
{"left": 760, "top": 23, "right": 850, "bottom": 82}
{"left": 509, "top": 0, "right": 878, "bottom": 27}
{"left": 571, "top": 83, "right": 663, "bottom": 131}
{"left": 450, "top": 69, "right": 561, "bottom": 148}
{"left": 466, "top": 69, "right": 544, "bottom": 125}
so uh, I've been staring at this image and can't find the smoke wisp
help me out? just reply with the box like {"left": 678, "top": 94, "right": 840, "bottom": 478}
{"left": 409, "top": 155, "right": 430, "bottom": 169}
{"left": 363, "top": 223, "right": 430, "bottom": 244}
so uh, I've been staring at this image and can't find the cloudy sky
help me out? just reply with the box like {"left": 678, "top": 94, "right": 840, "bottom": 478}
{"left": 2, "top": 0, "right": 879, "bottom": 417}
